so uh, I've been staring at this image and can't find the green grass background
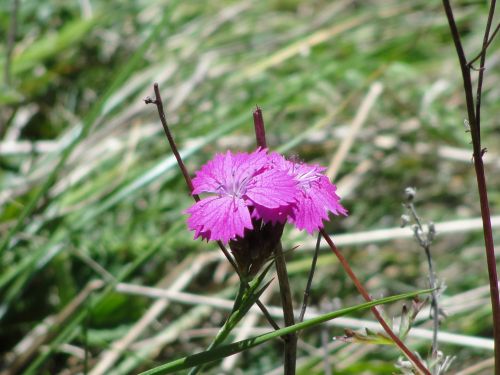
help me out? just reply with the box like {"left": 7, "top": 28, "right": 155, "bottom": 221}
{"left": 1, "top": 0, "right": 499, "bottom": 374}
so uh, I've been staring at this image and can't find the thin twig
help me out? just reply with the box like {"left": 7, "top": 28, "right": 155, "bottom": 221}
{"left": 253, "top": 106, "right": 267, "bottom": 149}
{"left": 423, "top": 244, "right": 439, "bottom": 357}
{"left": 273, "top": 241, "right": 297, "bottom": 375}
{"left": 474, "top": 6, "right": 497, "bottom": 144}
{"left": 299, "top": 233, "right": 321, "bottom": 323}
{"left": 145, "top": 83, "right": 280, "bottom": 332}
{"left": 441, "top": 1, "right": 500, "bottom": 372}
{"left": 441, "top": 1, "right": 477, "bottom": 145}
{"left": 145, "top": 83, "right": 196, "bottom": 196}
{"left": 320, "top": 229, "right": 430, "bottom": 375}
{"left": 467, "top": 22, "right": 500, "bottom": 68}
{"left": 251, "top": 106, "right": 297, "bottom": 373}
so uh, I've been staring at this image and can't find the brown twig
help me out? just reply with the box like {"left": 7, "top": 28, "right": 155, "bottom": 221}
{"left": 145, "top": 83, "right": 280, "bottom": 332}
{"left": 145, "top": 83, "right": 196, "bottom": 196}
{"left": 467, "top": 22, "right": 500, "bottom": 68}
{"left": 475, "top": 13, "right": 497, "bottom": 143}
{"left": 253, "top": 106, "right": 267, "bottom": 149}
{"left": 320, "top": 229, "right": 430, "bottom": 375}
{"left": 441, "top": 1, "right": 500, "bottom": 372}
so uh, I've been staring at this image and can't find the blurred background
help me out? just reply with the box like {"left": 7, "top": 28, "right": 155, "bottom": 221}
{"left": 0, "top": 1, "right": 499, "bottom": 374}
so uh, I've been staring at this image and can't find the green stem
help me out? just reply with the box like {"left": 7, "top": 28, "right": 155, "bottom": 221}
{"left": 274, "top": 241, "right": 297, "bottom": 375}
{"left": 188, "top": 283, "right": 247, "bottom": 375}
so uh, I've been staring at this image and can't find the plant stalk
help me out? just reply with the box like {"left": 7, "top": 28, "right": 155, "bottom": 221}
{"left": 441, "top": 1, "right": 500, "bottom": 372}
{"left": 320, "top": 229, "right": 430, "bottom": 375}
{"left": 253, "top": 106, "right": 267, "bottom": 149}
{"left": 274, "top": 241, "right": 297, "bottom": 375}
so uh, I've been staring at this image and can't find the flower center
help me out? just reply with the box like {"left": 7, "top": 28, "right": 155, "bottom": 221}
{"left": 216, "top": 171, "right": 251, "bottom": 198}
{"left": 292, "top": 166, "right": 321, "bottom": 191}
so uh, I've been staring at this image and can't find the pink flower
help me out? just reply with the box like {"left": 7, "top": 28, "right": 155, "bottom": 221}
{"left": 269, "top": 153, "right": 348, "bottom": 234}
{"left": 185, "top": 149, "right": 297, "bottom": 244}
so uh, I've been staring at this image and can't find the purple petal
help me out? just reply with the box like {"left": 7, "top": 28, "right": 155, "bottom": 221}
{"left": 192, "top": 153, "right": 225, "bottom": 195}
{"left": 289, "top": 191, "right": 330, "bottom": 234}
{"left": 290, "top": 178, "right": 347, "bottom": 234}
{"left": 245, "top": 168, "right": 297, "bottom": 208}
{"left": 316, "top": 176, "right": 348, "bottom": 216}
{"left": 192, "top": 149, "right": 268, "bottom": 195}
{"left": 252, "top": 203, "right": 293, "bottom": 224}
{"left": 185, "top": 196, "right": 253, "bottom": 244}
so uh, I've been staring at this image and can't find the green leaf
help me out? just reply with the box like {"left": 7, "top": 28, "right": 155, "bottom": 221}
{"left": 188, "top": 261, "right": 274, "bottom": 375}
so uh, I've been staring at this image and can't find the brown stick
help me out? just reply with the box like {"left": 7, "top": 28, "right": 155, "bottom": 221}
{"left": 320, "top": 229, "right": 430, "bottom": 375}
{"left": 441, "top": 2, "right": 500, "bottom": 372}
{"left": 253, "top": 106, "right": 267, "bottom": 149}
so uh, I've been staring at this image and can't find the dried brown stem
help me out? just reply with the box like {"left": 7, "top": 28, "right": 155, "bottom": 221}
{"left": 253, "top": 106, "right": 267, "bottom": 149}
{"left": 467, "top": 22, "right": 499, "bottom": 68}
{"left": 441, "top": 1, "right": 500, "bottom": 372}
{"left": 320, "top": 229, "right": 430, "bottom": 375}
{"left": 147, "top": 83, "right": 196, "bottom": 197}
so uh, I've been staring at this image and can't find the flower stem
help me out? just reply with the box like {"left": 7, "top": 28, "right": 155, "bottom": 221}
{"left": 320, "top": 229, "right": 430, "bottom": 375}
{"left": 148, "top": 83, "right": 196, "bottom": 196}
{"left": 253, "top": 106, "right": 267, "bottom": 149}
{"left": 146, "top": 84, "right": 280, "bottom": 332}
{"left": 273, "top": 241, "right": 297, "bottom": 375}
{"left": 299, "top": 233, "right": 321, "bottom": 323}
{"left": 441, "top": 1, "right": 500, "bottom": 372}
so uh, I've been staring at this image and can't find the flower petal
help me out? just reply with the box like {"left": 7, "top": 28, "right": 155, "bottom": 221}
{"left": 185, "top": 196, "right": 253, "bottom": 244}
{"left": 252, "top": 203, "right": 293, "bottom": 224}
{"left": 316, "top": 176, "right": 348, "bottom": 216}
{"left": 288, "top": 191, "right": 328, "bottom": 234}
{"left": 191, "top": 152, "right": 228, "bottom": 195}
{"left": 192, "top": 149, "right": 268, "bottom": 195}
{"left": 289, "top": 179, "right": 347, "bottom": 233}
{"left": 245, "top": 168, "right": 297, "bottom": 208}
